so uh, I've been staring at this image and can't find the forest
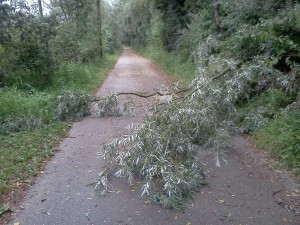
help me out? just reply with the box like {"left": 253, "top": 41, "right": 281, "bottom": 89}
{"left": 1, "top": 0, "right": 300, "bottom": 213}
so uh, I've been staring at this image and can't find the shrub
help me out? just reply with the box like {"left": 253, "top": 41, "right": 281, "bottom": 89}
{"left": 254, "top": 110, "right": 300, "bottom": 175}
{"left": 52, "top": 91, "right": 91, "bottom": 121}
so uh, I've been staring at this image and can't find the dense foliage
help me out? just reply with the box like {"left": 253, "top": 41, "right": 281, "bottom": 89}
{"left": 0, "top": 0, "right": 120, "bottom": 89}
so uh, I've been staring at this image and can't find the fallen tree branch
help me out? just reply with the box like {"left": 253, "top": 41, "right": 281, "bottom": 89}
{"left": 0, "top": 204, "right": 13, "bottom": 217}
{"left": 92, "top": 61, "right": 242, "bottom": 105}
{"left": 177, "top": 61, "right": 244, "bottom": 105}
{"left": 116, "top": 88, "right": 190, "bottom": 98}
{"left": 91, "top": 88, "right": 190, "bottom": 102}
{"left": 211, "top": 61, "right": 243, "bottom": 81}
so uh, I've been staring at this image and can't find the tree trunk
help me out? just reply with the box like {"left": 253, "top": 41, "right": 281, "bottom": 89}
{"left": 213, "top": 0, "right": 220, "bottom": 32}
{"left": 58, "top": 0, "right": 69, "bottom": 22}
{"left": 37, "top": 0, "right": 43, "bottom": 17}
{"left": 96, "top": 0, "right": 103, "bottom": 57}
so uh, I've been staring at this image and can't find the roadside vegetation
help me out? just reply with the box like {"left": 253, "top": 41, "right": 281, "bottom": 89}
{"left": 0, "top": 0, "right": 120, "bottom": 214}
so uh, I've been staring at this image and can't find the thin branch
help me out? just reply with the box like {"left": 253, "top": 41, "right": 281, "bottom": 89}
{"left": 91, "top": 88, "right": 190, "bottom": 102}
{"left": 116, "top": 88, "right": 190, "bottom": 98}
{"left": 92, "top": 61, "right": 242, "bottom": 105}
{"left": 58, "top": 0, "right": 68, "bottom": 22}
{"left": 211, "top": 61, "right": 243, "bottom": 81}
{"left": 42, "top": 0, "right": 54, "bottom": 11}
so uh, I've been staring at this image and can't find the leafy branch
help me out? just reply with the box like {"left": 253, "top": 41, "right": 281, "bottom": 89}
{"left": 94, "top": 58, "right": 252, "bottom": 210}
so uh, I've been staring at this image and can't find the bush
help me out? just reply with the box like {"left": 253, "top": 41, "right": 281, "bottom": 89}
{"left": 52, "top": 91, "right": 91, "bottom": 121}
{"left": 254, "top": 110, "right": 300, "bottom": 174}
{"left": 238, "top": 90, "right": 293, "bottom": 133}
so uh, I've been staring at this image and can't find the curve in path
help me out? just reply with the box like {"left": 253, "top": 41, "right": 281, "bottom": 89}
{"left": 9, "top": 49, "right": 299, "bottom": 225}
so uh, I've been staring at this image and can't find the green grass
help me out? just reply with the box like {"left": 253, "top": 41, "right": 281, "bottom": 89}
{"left": 0, "top": 123, "right": 67, "bottom": 198}
{"left": 139, "top": 47, "right": 197, "bottom": 85}
{"left": 0, "top": 52, "right": 120, "bottom": 207}
{"left": 236, "top": 90, "right": 293, "bottom": 132}
{"left": 0, "top": 88, "right": 51, "bottom": 122}
{"left": 49, "top": 54, "right": 120, "bottom": 94}
{"left": 253, "top": 110, "right": 300, "bottom": 175}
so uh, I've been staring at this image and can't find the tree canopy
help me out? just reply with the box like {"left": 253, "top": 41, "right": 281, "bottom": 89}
{"left": 0, "top": 0, "right": 120, "bottom": 89}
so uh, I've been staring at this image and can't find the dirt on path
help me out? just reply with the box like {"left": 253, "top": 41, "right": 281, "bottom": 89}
{"left": 7, "top": 48, "right": 300, "bottom": 225}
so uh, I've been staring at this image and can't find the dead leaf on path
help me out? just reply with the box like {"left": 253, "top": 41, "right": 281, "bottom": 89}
{"left": 286, "top": 193, "right": 298, "bottom": 198}
{"left": 283, "top": 217, "right": 292, "bottom": 222}
{"left": 174, "top": 216, "right": 177, "bottom": 220}
{"left": 186, "top": 222, "right": 191, "bottom": 225}
{"left": 13, "top": 223, "right": 20, "bottom": 225}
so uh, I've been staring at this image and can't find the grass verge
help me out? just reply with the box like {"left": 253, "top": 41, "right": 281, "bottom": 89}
{"left": 0, "top": 53, "right": 120, "bottom": 213}
{"left": 253, "top": 109, "right": 300, "bottom": 175}
{"left": 0, "top": 123, "right": 67, "bottom": 200}
{"left": 138, "top": 47, "right": 196, "bottom": 85}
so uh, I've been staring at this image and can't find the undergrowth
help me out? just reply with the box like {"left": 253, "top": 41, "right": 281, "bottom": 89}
{"left": 254, "top": 110, "right": 300, "bottom": 175}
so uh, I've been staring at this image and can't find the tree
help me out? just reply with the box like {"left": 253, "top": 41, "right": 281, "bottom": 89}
{"left": 96, "top": 0, "right": 103, "bottom": 57}
{"left": 37, "top": 0, "right": 43, "bottom": 17}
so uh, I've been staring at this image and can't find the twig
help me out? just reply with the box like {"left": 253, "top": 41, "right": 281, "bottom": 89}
{"left": 211, "top": 61, "right": 243, "bottom": 81}
{"left": 272, "top": 189, "right": 282, "bottom": 196}
{"left": 225, "top": 202, "right": 244, "bottom": 208}
{"left": 0, "top": 204, "right": 13, "bottom": 217}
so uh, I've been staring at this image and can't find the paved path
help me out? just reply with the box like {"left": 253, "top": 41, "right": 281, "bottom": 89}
{"left": 9, "top": 49, "right": 299, "bottom": 225}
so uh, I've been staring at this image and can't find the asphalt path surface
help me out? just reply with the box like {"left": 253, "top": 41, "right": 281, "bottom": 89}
{"left": 8, "top": 48, "right": 300, "bottom": 225}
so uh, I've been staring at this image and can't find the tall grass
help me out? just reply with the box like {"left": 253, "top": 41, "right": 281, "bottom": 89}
{"left": 139, "top": 47, "right": 196, "bottom": 85}
{"left": 49, "top": 54, "right": 119, "bottom": 93}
